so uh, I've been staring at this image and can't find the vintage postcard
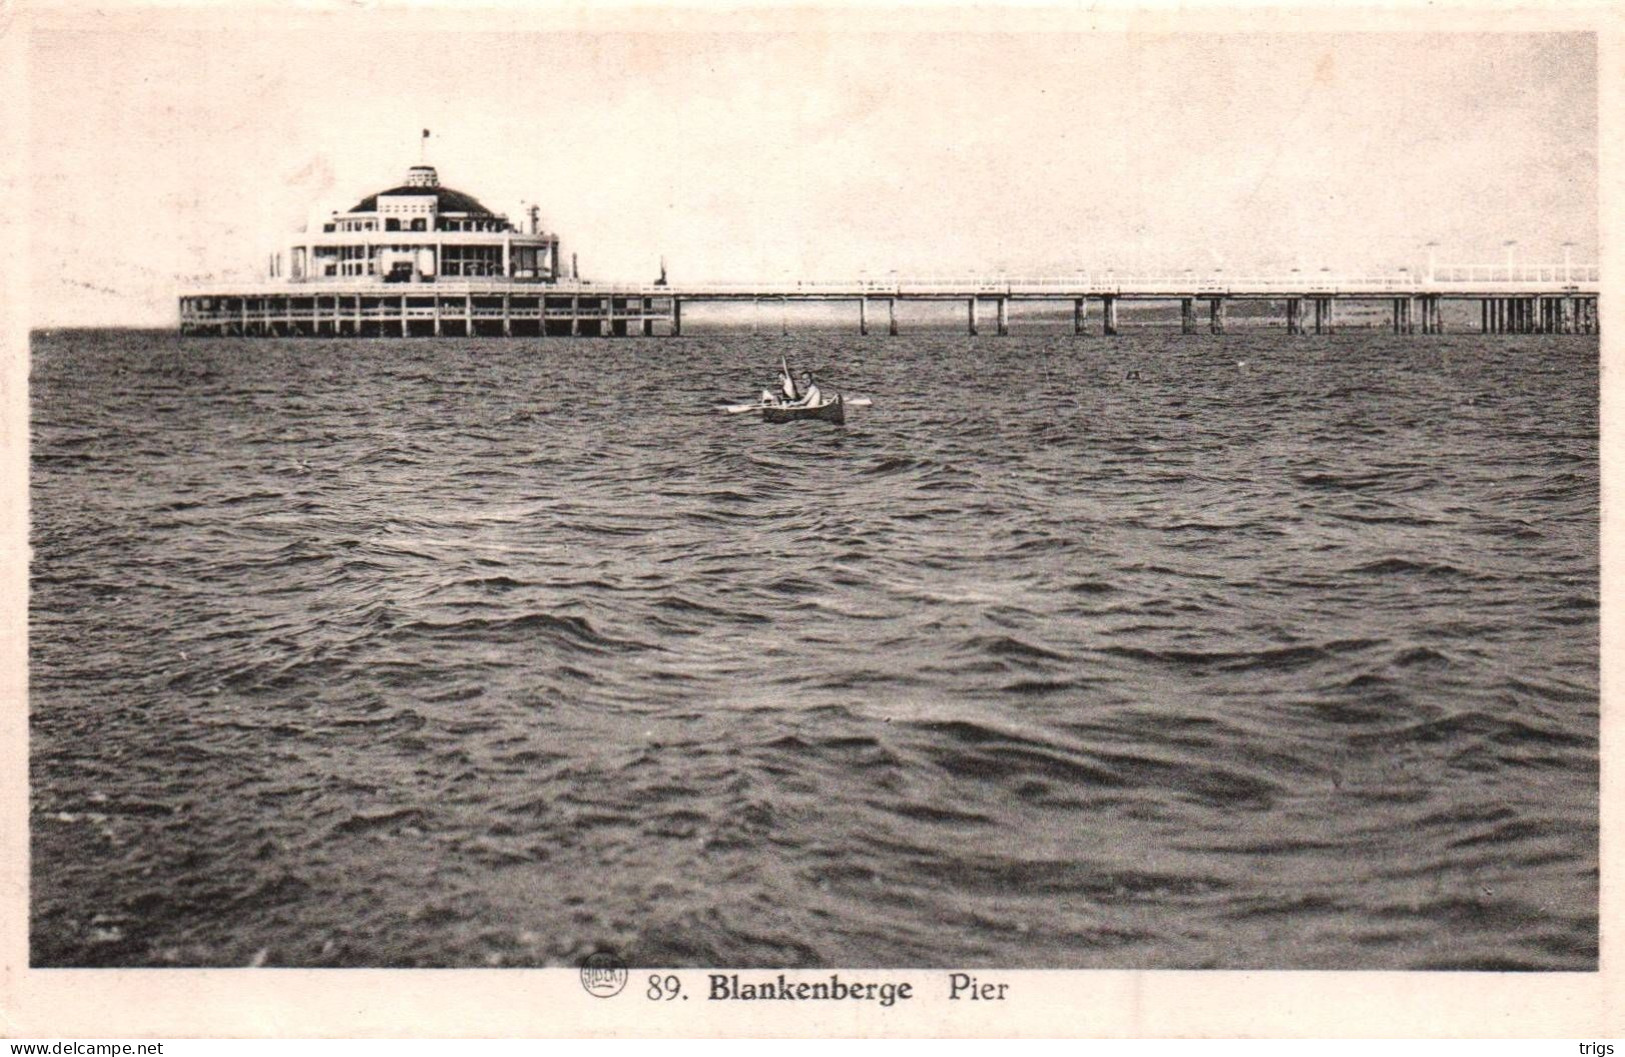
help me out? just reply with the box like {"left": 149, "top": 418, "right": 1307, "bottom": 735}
{"left": 1, "top": 0, "right": 1619, "bottom": 1039}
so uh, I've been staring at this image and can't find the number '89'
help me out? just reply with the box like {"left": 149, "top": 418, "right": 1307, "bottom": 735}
{"left": 648, "top": 974, "right": 682, "bottom": 1000}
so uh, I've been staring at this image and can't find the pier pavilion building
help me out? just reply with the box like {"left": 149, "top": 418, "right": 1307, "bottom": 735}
{"left": 291, "top": 165, "right": 560, "bottom": 284}
{"left": 181, "top": 163, "right": 679, "bottom": 338}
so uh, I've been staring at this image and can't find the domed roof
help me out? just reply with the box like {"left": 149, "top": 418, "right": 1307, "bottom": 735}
{"left": 348, "top": 184, "right": 496, "bottom": 215}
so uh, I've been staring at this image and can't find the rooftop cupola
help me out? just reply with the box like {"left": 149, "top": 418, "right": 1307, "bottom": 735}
{"left": 403, "top": 165, "right": 440, "bottom": 189}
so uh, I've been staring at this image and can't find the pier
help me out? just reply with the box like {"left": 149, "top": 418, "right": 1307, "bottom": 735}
{"left": 177, "top": 163, "right": 1600, "bottom": 339}
{"left": 181, "top": 265, "right": 1600, "bottom": 338}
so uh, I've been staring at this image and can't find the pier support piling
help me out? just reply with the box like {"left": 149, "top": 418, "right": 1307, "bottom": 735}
{"left": 186, "top": 273, "right": 1597, "bottom": 344}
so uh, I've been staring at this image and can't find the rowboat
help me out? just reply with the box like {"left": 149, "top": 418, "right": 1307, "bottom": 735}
{"left": 719, "top": 394, "right": 867, "bottom": 417}
{"left": 763, "top": 395, "right": 845, "bottom": 425}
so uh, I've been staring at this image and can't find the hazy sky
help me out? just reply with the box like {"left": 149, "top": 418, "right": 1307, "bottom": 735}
{"left": 25, "top": 11, "right": 1599, "bottom": 325}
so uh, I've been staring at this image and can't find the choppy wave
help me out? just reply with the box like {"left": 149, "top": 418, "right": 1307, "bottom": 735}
{"left": 30, "top": 328, "right": 1597, "bottom": 968}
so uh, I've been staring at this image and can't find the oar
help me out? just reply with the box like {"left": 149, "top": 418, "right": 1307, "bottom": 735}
{"left": 781, "top": 355, "right": 799, "bottom": 402}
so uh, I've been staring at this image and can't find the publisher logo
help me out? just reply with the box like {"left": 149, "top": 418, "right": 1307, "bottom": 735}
{"left": 580, "top": 951, "right": 629, "bottom": 998}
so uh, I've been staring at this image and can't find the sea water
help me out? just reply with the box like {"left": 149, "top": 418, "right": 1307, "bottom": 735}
{"left": 29, "top": 327, "right": 1598, "bottom": 968}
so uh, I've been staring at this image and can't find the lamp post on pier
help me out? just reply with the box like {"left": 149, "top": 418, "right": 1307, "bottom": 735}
{"left": 1319, "top": 268, "right": 1334, "bottom": 335}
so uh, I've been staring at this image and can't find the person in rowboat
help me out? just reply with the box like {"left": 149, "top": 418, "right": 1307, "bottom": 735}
{"left": 797, "top": 372, "right": 822, "bottom": 407}
{"left": 760, "top": 362, "right": 802, "bottom": 407}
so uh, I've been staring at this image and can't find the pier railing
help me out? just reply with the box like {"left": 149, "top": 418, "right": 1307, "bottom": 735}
{"left": 630, "top": 266, "right": 1601, "bottom": 296}
{"left": 185, "top": 262, "right": 1599, "bottom": 300}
